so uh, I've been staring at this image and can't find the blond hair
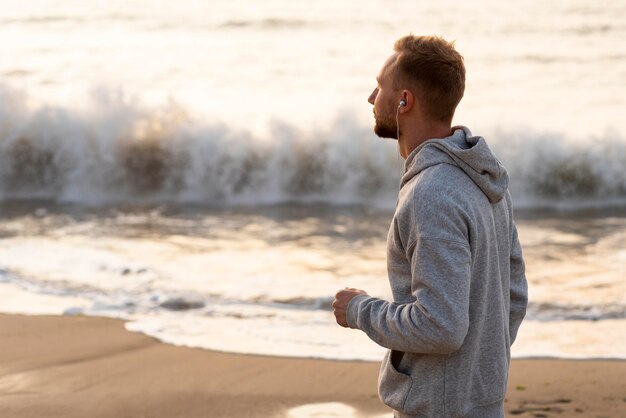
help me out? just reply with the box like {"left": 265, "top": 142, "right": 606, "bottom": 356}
{"left": 393, "top": 35, "right": 465, "bottom": 122}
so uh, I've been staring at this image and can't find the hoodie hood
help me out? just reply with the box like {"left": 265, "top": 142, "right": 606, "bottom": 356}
{"left": 401, "top": 126, "right": 509, "bottom": 203}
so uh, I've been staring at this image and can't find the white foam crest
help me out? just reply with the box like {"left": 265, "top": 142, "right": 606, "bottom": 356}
{"left": 488, "top": 126, "right": 626, "bottom": 209}
{"left": 1, "top": 84, "right": 625, "bottom": 209}
{"left": 0, "top": 85, "right": 401, "bottom": 206}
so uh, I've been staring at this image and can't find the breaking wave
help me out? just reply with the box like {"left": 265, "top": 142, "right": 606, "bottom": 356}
{"left": 1, "top": 85, "right": 625, "bottom": 209}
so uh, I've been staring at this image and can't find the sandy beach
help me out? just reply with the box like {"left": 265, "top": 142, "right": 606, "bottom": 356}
{"left": 0, "top": 314, "right": 623, "bottom": 418}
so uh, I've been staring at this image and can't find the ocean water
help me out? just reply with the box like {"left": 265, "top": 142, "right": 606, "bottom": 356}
{"left": 0, "top": 203, "right": 624, "bottom": 360}
{"left": 0, "top": 0, "right": 625, "bottom": 360}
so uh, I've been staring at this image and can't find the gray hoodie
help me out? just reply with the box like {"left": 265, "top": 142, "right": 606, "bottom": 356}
{"left": 347, "top": 126, "right": 528, "bottom": 418}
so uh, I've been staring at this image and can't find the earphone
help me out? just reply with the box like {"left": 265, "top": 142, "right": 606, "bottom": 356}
{"left": 396, "top": 99, "right": 405, "bottom": 141}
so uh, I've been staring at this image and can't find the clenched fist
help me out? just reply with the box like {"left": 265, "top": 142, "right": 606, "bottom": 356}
{"left": 332, "top": 287, "right": 368, "bottom": 327}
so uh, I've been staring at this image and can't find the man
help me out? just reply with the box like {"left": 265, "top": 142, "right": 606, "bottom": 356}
{"left": 332, "top": 35, "right": 528, "bottom": 418}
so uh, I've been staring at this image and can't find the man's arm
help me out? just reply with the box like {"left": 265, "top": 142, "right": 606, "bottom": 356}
{"left": 509, "top": 223, "right": 528, "bottom": 344}
{"left": 339, "top": 237, "right": 472, "bottom": 355}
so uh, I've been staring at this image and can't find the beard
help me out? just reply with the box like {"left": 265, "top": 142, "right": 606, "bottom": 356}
{"left": 373, "top": 109, "right": 398, "bottom": 140}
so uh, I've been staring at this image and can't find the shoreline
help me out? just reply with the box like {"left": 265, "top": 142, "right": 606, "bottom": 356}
{"left": 0, "top": 313, "right": 625, "bottom": 418}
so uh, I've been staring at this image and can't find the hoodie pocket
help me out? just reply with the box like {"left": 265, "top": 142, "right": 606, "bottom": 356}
{"left": 378, "top": 350, "right": 414, "bottom": 412}
{"left": 379, "top": 350, "right": 445, "bottom": 417}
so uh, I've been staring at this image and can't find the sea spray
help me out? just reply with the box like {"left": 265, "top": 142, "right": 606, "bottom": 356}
{"left": 1, "top": 85, "right": 625, "bottom": 209}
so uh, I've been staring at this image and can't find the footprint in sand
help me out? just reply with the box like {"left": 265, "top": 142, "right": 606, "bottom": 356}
{"left": 509, "top": 398, "right": 573, "bottom": 416}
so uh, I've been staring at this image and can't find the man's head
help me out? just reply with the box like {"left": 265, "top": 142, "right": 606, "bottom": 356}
{"left": 368, "top": 35, "right": 465, "bottom": 140}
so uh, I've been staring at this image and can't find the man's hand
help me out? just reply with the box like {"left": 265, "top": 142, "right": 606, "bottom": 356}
{"left": 333, "top": 287, "right": 368, "bottom": 328}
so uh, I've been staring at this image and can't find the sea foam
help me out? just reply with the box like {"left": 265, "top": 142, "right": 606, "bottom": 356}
{"left": 1, "top": 85, "right": 625, "bottom": 210}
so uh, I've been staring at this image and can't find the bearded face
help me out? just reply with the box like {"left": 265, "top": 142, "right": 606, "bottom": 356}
{"left": 373, "top": 103, "right": 398, "bottom": 140}
{"left": 368, "top": 52, "right": 402, "bottom": 141}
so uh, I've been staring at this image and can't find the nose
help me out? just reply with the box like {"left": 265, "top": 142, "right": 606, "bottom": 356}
{"left": 368, "top": 88, "right": 378, "bottom": 105}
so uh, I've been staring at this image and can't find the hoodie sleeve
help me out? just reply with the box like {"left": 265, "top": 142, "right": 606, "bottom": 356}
{"left": 346, "top": 185, "right": 472, "bottom": 354}
{"left": 346, "top": 238, "right": 471, "bottom": 354}
{"left": 509, "top": 222, "right": 528, "bottom": 344}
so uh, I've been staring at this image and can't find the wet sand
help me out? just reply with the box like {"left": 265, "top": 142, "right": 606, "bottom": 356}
{"left": 0, "top": 314, "right": 623, "bottom": 418}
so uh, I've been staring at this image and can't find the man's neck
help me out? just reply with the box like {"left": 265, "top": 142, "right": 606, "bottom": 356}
{"left": 399, "top": 121, "right": 453, "bottom": 159}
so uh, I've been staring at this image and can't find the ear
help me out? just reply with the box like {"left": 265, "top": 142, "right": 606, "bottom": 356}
{"left": 399, "top": 90, "right": 415, "bottom": 113}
